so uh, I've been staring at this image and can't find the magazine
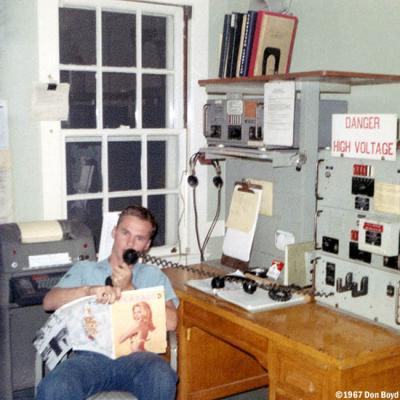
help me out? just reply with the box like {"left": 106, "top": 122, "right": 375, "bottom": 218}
{"left": 34, "top": 286, "right": 167, "bottom": 370}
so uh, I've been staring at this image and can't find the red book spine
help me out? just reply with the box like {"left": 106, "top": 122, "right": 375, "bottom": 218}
{"left": 247, "top": 11, "right": 264, "bottom": 77}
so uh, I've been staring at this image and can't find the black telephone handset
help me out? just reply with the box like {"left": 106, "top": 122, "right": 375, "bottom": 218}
{"left": 211, "top": 275, "right": 257, "bottom": 295}
{"left": 105, "top": 249, "right": 139, "bottom": 286}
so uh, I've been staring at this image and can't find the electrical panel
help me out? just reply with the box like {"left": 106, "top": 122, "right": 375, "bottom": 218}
{"left": 315, "top": 149, "right": 400, "bottom": 330}
{"left": 204, "top": 99, "right": 347, "bottom": 149}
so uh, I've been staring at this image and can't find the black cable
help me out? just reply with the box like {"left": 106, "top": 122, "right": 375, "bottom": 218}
{"left": 201, "top": 185, "right": 222, "bottom": 257}
{"left": 192, "top": 185, "right": 205, "bottom": 261}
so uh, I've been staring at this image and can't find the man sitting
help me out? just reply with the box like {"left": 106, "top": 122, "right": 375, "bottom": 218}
{"left": 36, "top": 206, "right": 178, "bottom": 400}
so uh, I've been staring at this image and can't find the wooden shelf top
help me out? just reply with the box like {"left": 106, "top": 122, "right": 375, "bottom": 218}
{"left": 199, "top": 70, "right": 400, "bottom": 87}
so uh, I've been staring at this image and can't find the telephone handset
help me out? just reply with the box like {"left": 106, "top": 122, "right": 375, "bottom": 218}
{"left": 211, "top": 276, "right": 257, "bottom": 294}
{"left": 104, "top": 249, "right": 139, "bottom": 287}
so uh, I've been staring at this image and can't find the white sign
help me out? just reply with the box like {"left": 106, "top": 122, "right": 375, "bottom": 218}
{"left": 331, "top": 114, "right": 397, "bottom": 161}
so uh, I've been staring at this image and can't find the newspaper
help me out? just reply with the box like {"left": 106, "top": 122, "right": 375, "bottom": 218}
{"left": 34, "top": 286, "right": 166, "bottom": 370}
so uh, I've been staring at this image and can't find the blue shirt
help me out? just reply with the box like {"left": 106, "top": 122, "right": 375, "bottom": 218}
{"left": 56, "top": 259, "right": 179, "bottom": 306}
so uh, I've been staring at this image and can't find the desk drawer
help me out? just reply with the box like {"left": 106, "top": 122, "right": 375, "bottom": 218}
{"left": 270, "top": 346, "right": 329, "bottom": 400}
{"left": 182, "top": 299, "right": 269, "bottom": 367}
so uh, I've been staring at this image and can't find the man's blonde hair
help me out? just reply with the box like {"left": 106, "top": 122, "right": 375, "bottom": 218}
{"left": 117, "top": 206, "right": 158, "bottom": 241}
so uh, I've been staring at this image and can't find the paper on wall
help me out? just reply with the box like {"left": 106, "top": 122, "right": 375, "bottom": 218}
{"left": 223, "top": 187, "right": 262, "bottom": 262}
{"left": 32, "top": 82, "right": 70, "bottom": 121}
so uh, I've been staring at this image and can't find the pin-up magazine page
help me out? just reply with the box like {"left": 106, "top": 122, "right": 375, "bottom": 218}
{"left": 34, "top": 286, "right": 166, "bottom": 370}
{"left": 111, "top": 286, "right": 167, "bottom": 358}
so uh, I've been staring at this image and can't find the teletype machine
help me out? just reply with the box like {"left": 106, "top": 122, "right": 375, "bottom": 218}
{"left": 0, "top": 220, "right": 96, "bottom": 400}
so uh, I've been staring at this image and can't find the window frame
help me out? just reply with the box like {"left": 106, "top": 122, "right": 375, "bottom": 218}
{"left": 38, "top": 0, "right": 187, "bottom": 257}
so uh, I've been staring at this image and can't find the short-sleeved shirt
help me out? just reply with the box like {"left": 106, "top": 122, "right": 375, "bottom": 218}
{"left": 56, "top": 259, "right": 179, "bottom": 306}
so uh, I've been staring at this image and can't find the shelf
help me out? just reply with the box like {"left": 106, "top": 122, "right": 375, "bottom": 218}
{"left": 201, "top": 146, "right": 305, "bottom": 167}
{"left": 199, "top": 70, "right": 400, "bottom": 95}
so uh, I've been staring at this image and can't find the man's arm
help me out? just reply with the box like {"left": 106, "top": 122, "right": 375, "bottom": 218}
{"left": 165, "top": 299, "right": 178, "bottom": 331}
{"left": 42, "top": 285, "right": 121, "bottom": 311}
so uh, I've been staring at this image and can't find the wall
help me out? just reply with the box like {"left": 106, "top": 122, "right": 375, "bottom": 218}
{"left": 0, "top": 0, "right": 43, "bottom": 221}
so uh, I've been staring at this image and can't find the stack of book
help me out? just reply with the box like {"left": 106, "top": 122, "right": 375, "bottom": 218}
{"left": 218, "top": 10, "right": 298, "bottom": 79}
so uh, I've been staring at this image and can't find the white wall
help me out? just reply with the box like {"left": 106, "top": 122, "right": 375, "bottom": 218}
{"left": 1, "top": 0, "right": 43, "bottom": 221}
{"left": 289, "top": 0, "right": 400, "bottom": 115}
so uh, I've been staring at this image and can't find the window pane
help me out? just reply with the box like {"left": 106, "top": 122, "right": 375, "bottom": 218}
{"left": 102, "top": 11, "right": 136, "bottom": 67}
{"left": 108, "top": 140, "right": 141, "bottom": 191}
{"left": 147, "top": 137, "right": 178, "bottom": 190}
{"left": 59, "top": 8, "right": 96, "bottom": 65}
{"left": 109, "top": 197, "right": 142, "bottom": 212}
{"left": 66, "top": 141, "right": 102, "bottom": 195}
{"left": 103, "top": 73, "right": 136, "bottom": 128}
{"left": 142, "top": 74, "right": 166, "bottom": 128}
{"left": 142, "top": 15, "right": 166, "bottom": 69}
{"left": 68, "top": 199, "right": 103, "bottom": 251}
{"left": 61, "top": 71, "right": 96, "bottom": 129}
{"left": 148, "top": 194, "right": 179, "bottom": 247}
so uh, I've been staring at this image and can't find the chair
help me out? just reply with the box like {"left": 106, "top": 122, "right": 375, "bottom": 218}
{"left": 35, "top": 331, "right": 177, "bottom": 400}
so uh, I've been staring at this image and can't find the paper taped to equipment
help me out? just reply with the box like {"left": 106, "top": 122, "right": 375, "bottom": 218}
{"left": 18, "top": 221, "right": 63, "bottom": 243}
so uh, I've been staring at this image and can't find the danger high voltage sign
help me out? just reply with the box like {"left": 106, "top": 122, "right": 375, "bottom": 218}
{"left": 331, "top": 114, "right": 398, "bottom": 161}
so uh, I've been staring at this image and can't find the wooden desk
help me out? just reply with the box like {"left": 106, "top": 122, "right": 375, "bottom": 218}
{"left": 164, "top": 265, "right": 400, "bottom": 400}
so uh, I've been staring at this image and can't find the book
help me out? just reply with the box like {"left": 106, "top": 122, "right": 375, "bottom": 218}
{"left": 34, "top": 286, "right": 167, "bottom": 370}
{"left": 225, "top": 13, "right": 244, "bottom": 78}
{"left": 239, "top": 10, "right": 258, "bottom": 77}
{"left": 248, "top": 11, "right": 298, "bottom": 77}
{"left": 235, "top": 13, "right": 247, "bottom": 77}
{"left": 218, "top": 14, "right": 232, "bottom": 78}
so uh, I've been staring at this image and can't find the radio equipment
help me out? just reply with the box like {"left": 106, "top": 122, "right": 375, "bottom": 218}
{"left": 203, "top": 98, "right": 347, "bottom": 149}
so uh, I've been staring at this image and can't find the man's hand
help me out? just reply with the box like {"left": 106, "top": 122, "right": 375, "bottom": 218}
{"left": 89, "top": 285, "right": 122, "bottom": 304}
{"left": 111, "top": 263, "right": 135, "bottom": 291}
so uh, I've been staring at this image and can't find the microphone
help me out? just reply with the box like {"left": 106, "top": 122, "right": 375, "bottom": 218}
{"left": 104, "top": 249, "right": 139, "bottom": 286}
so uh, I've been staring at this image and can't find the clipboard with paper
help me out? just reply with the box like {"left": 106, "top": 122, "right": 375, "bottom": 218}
{"left": 221, "top": 181, "right": 262, "bottom": 269}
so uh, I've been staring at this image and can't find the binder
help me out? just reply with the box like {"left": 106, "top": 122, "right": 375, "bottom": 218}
{"left": 248, "top": 11, "right": 298, "bottom": 77}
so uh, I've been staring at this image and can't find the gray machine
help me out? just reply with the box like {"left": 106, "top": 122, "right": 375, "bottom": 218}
{"left": 0, "top": 220, "right": 96, "bottom": 400}
{"left": 315, "top": 149, "right": 400, "bottom": 330}
{"left": 204, "top": 97, "right": 347, "bottom": 149}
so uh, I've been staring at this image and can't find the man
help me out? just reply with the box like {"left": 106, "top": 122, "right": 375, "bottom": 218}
{"left": 37, "top": 206, "right": 178, "bottom": 400}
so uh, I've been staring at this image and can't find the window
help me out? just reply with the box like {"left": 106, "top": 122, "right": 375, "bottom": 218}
{"left": 58, "top": 1, "right": 185, "bottom": 252}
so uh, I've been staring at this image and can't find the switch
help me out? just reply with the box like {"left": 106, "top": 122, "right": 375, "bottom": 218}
{"left": 386, "top": 284, "right": 395, "bottom": 297}
{"left": 325, "top": 262, "right": 335, "bottom": 286}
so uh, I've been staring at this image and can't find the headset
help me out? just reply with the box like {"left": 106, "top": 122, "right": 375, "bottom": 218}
{"left": 187, "top": 153, "right": 200, "bottom": 188}
{"left": 187, "top": 152, "right": 223, "bottom": 189}
{"left": 187, "top": 152, "right": 224, "bottom": 261}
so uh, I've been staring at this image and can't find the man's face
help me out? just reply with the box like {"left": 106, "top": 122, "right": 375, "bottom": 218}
{"left": 111, "top": 215, "right": 152, "bottom": 265}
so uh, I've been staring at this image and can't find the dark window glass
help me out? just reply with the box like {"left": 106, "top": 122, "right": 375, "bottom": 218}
{"left": 59, "top": 8, "right": 96, "bottom": 65}
{"left": 142, "top": 15, "right": 166, "bottom": 69}
{"left": 148, "top": 195, "right": 166, "bottom": 247}
{"left": 67, "top": 199, "right": 103, "bottom": 251}
{"left": 102, "top": 11, "right": 136, "bottom": 67}
{"left": 109, "top": 197, "right": 142, "bottom": 212}
{"left": 147, "top": 141, "right": 166, "bottom": 189}
{"left": 103, "top": 73, "right": 136, "bottom": 128}
{"left": 66, "top": 142, "right": 102, "bottom": 195}
{"left": 142, "top": 74, "right": 166, "bottom": 128}
{"left": 108, "top": 141, "right": 141, "bottom": 191}
{"left": 61, "top": 71, "right": 96, "bottom": 129}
